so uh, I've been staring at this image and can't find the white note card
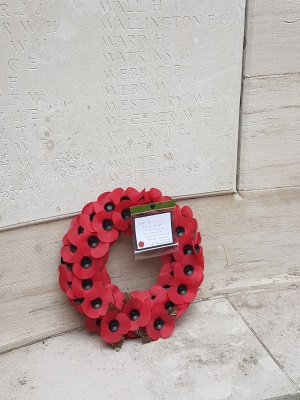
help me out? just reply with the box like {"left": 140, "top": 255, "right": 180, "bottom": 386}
{"left": 134, "top": 212, "right": 174, "bottom": 251}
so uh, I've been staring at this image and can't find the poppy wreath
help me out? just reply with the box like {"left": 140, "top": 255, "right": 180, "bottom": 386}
{"left": 59, "top": 187, "right": 204, "bottom": 351}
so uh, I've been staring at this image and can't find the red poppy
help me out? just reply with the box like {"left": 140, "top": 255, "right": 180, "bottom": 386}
{"left": 159, "top": 295, "right": 176, "bottom": 312}
{"left": 159, "top": 262, "right": 175, "bottom": 277}
{"left": 111, "top": 187, "right": 140, "bottom": 205}
{"left": 149, "top": 188, "right": 163, "bottom": 202}
{"left": 62, "top": 233, "right": 71, "bottom": 246}
{"left": 174, "top": 210, "right": 194, "bottom": 242}
{"left": 146, "top": 304, "right": 175, "bottom": 340}
{"left": 135, "top": 188, "right": 150, "bottom": 205}
{"left": 92, "top": 267, "right": 111, "bottom": 286}
{"left": 122, "top": 298, "right": 152, "bottom": 331}
{"left": 175, "top": 236, "right": 195, "bottom": 261}
{"left": 67, "top": 229, "right": 84, "bottom": 248}
{"left": 60, "top": 243, "right": 78, "bottom": 263}
{"left": 82, "top": 285, "right": 113, "bottom": 318}
{"left": 71, "top": 252, "right": 103, "bottom": 279}
{"left": 70, "top": 231, "right": 109, "bottom": 258}
{"left": 107, "top": 284, "right": 124, "bottom": 309}
{"left": 58, "top": 264, "right": 74, "bottom": 293}
{"left": 174, "top": 254, "right": 204, "bottom": 286}
{"left": 78, "top": 202, "right": 98, "bottom": 233}
{"left": 112, "top": 200, "right": 133, "bottom": 233}
{"left": 92, "top": 211, "right": 119, "bottom": 243}
{"left": 146, "top": 284, "right": 169, "bottom": 304}
{"left": 67, "top": 276, "right": 105, "bottom": 300}
{"left": 85, "top": 316, "right": 102, "bottom": 333}
{"left": 157, "top": 274, "right": 176, "bottom": 289}
{"left": 168, "top": 280, "right": 198, "bottom": 306}
{"left": 68, "top": 297, "right": 84, "bottom": 313}
{"left": 196, "top": 245, "right": 205, "bottom": 269}
{"left": 100, "top": 310, "right": 131, "bottom": 343}
{"left": 137, "top": 188, "right": 171, "bottom": 205}
{"left": 94, "top": 191, "right": 116, "bottom": 213}
{"left": 150, "top": 187, "right": 172, "bottom": 202}
{"left": 130, "top": 290, "right": 152, "bottom": 307}
{"left": 192, "top": 232, "right": 203, "bottom": 259}
{"left": 156, "top": 294, "right": 187, "bottom": 319}
{"left": 181, "top": 205, "right": 193, "bottom": 219}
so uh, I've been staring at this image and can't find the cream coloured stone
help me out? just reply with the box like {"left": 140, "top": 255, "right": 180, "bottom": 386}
{"left": 231, "top": 288, "right": 300, "bottom": 389}
{"left": 0, "top": 0, "right": 245, "bottom": 227}
{"left": 0, "top": 299, "right": 297, "bottom": 400}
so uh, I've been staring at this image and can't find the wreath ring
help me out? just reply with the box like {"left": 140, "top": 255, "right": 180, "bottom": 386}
{"left": 59, "top": 187, "right": 204, "bottom": 351}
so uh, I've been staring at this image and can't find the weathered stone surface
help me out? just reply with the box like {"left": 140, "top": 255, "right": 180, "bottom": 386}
{"left": 0, "top": 0, "right": 245, "bottom": 227}
{"left": 0, "top": 299, "right": 297, "bottom": 400}
{"left": 231, "top": 288, "right": 300, "bottom": 390}
{"left": 238, "top": 74, "right": 300, "bottom": 191}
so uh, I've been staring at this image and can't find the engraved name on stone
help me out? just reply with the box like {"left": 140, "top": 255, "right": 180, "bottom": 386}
{"left": 0, "top": 0, "right": 245, "bottom": 227}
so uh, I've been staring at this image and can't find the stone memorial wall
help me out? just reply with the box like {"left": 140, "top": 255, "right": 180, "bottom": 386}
{"left": 0, "top": 0, "right": 245, "bottom": 227}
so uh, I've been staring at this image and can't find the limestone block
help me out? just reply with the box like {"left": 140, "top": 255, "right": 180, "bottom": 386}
{"left": 0, "top": 0, "right": 245, "bottom": 227}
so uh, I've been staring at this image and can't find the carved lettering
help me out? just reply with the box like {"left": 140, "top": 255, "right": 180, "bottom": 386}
{"left": 0, "top": 0, "right": 244, "bottom": 227}
{"left": 20, "top": 21, "right": 36, "bottom": 33}
{"left": 46, "top": 20, "right": 56, "bottom": 33}
{"left": 3, "top": 21, "right": 11, "bottom": 34}
{"left": 11, "top": 40, "right": 27, "bottom": 52}
{"left": 0, "top": 3, "right": 9, "bottom": 17}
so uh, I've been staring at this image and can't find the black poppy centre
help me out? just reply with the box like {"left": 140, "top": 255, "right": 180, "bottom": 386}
{"left": 82, "top": 279, "right": 93, "bottom": 290}
{"left": 89, "top": 212, "right": 96, "bottom": 222}
{"left": 129, "top": 309, "right": 140, "bottom": 321}
{"left": 91, "top": 298, "right": 102, "bottom": 309}
{"left": 121, "top": 208, "right": 131, "bottom": 220}
{"left": 109, "top": 319, "right": 120, "bottom": 332}
{"left": 66, "top": 263, "right": 73, "bottom": 271}
{"left": 154, "top": 318, "right": 164, "bottom": 330}
{"left": 165, "top": 301, "right": 175, "bottom": 310}
{"left": 70, "top": 244, "right": 77, "bottom": 253}
{"left": 177, "top": 284, "right": 187, "bottom": 295}
{"left": 175, "top": 226, "right": 185, "bottom": 237}
{"left": 102, "top": 219, "right": 113, "bottom": 231}
{"left": 104, "top": 202, "right": 115, "bottom": 212}
{"left": 183, "top": 244, "right": 193, "bottom": 255}
{"left": 81, "top": 257, "right": 92, "bottom": 269}
{"left": 74, "top": 297, "right": 84, "bottom": 305}
{"left": 88, "top": 236, "right": 99, "bottom": 248}
{"left": 184, "top": 265, "right": 194, "bottom": 276}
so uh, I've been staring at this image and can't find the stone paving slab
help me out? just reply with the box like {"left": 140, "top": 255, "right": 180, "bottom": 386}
{"left": 0, "top": 299, "right": 297, "bottom": 400}
{"left": 231, "top": 287, "right": 300, "bottom": 391}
